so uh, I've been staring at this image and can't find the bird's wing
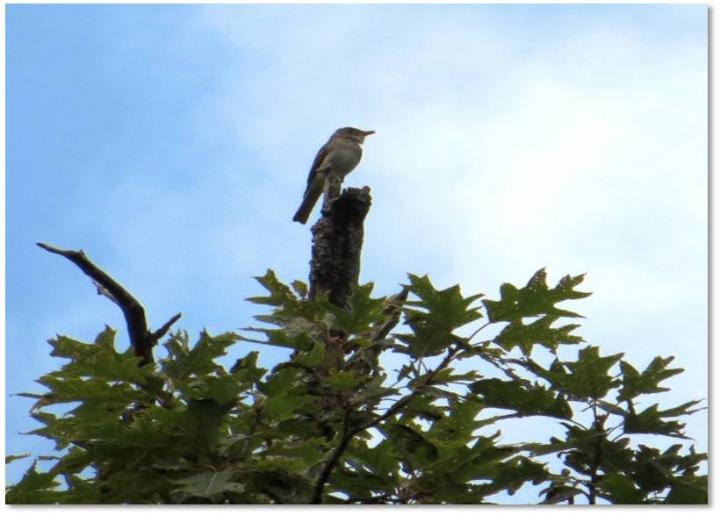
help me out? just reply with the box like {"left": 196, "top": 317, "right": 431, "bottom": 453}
{"left": 293, "top": 141, "right": 332, "bottom": 224}
{"left": 304, "top": 141, "right": 332, "bottom": 190}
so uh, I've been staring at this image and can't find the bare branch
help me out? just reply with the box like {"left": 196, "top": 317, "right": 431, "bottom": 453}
{"left": 93, "top": 280, "right": 119, "bottom": 306}
{"left": 37, "top": 242, "right": 181, "bottom": 365}
{"left": 152, "top": 313, "right": 182, "bottom": 341}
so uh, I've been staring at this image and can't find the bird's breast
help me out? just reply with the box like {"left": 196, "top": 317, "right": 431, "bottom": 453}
{"left": 325, "top": 143, "right": 362, "bottom": 176}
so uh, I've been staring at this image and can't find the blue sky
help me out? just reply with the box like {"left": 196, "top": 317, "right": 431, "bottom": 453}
{"left": 5, "top": 3, "right": 707, "bottom": 500}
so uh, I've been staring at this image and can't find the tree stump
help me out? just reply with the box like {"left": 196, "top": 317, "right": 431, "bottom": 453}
{"left": 308, "top": 186, "right": 371, "bottom": 307}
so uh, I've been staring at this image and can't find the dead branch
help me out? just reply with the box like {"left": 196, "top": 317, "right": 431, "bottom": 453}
{"left": 37, "top": 242, "right": 181, "bottom": 366}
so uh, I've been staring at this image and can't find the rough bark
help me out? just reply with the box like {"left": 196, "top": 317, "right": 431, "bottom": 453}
{"left": 308, "top": 186, "right": 371, "bottom": 307}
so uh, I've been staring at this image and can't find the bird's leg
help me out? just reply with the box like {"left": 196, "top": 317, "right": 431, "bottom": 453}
{"left": 322, "top": 169, "right": 343, "bottom": 210}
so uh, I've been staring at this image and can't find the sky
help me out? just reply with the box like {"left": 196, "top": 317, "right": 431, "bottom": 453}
{"left": 4, "top": 3, "right": 708, "bottom": 502}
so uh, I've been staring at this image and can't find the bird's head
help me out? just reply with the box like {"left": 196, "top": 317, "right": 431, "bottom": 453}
{"left": 335, "top": 127, "right": 375, "bottom": 143}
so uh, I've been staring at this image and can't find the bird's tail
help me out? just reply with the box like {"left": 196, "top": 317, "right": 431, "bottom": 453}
{"left": 292, "top": 206, "right": 310, "bottom": 224}
{"left": 292, "top": 190, "right": 320, "bottom": 224}
{"left": 293, "top": 178, "right": 324, "bottom": 224}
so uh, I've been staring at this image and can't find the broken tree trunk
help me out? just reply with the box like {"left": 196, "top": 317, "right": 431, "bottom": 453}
{"left": 308, "top": 186, "right": 372, "bottom": 307}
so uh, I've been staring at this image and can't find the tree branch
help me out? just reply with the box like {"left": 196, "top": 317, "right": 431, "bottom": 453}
{"left": 152, "top": 313, "right": 183, "bottom": 341}
{"left": 372, "top": 285, "right": 410, "bottom": 342}
{"left": 37, "top": 242, "right": 181, "bottom": 366}
{"left": 310, "top": 345, "right": 460, "bottom": 503}
{"left": 310, "top": 411, "right": 354, "bottom": 504}
{"left": 360, "top": 346, "right": 459, "bottom": 431}
{"left": 587, "top": 405, "right": 607, "bottom": 505}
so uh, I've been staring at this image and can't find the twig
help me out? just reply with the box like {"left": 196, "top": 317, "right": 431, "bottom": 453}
{"left": 587, "top": 405, "right": 606, "bottom": 505}
{"left": 310, "top": 345, "right": 460, "bottom": 503}
{"left": 361, "top": 346, "right": 458, "bottom": 431}
{"left": 372, "top": 285, "right": 410, "bottom": 342}
{"left": 468, "top": 321, "right": 492, "bottom": 342}
{"left": 37, "top": 242, "right": 181, "bottom": 366}
{"left": 310, "top": 411, "right": 353, "bottom": 504}
{"left": 152, "top": 313, "right": 183, "bottom": 341}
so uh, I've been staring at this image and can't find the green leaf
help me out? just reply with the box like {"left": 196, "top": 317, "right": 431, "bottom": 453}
{"left": 405, "top": 274, "right": 484, "bottom": 331}
{"left": 665, "top": 476, "right": 707, "bottom": 504}
{"left": 347, "top": 439, "right": 400, "bottom": 480}
{"left": 259, "top": 367, "right": 304, "bottom": 397}
{"left": 48, "top": 329, "right": 147, "bottom": 385}
{"left": 263, "top": 395, "right": 313, "bottom": 419}
{"left": 409, "top": 367, "right": 477, "bottom": 390}
{"left": 322, "top": 282, "right": 387, "bottom": 333}
{"left": 247, "top": 269, "right": 297, "bottom": 307}
{"left": 564, "top": 346, "right": 623, "bottom": 399}
{"left": 396, "top": 275, "right": 483, "bottom": 358}
{"left": 658, "top": 399, "right": 705, "bottom": 418}
{"left": 395, "top": 320, "right": 452, "bottom": 359}
{"left": 48, "top": 334, "right": 93, "bottom": 360}
{"left": 470, "top": 378, "right": 572, "bottom": 419}
{"left": 291, "top": 280, "right": 308, "bottom": 298}
{"left": 172, "top": 469, "right": 245, "bottom": 502}
{"left": 631, "top": 445, "right": 677, "bottom": 492}
{"left": 242, "top": 323, "right": 316, "bottom": 351}
{"left": 295, "top": 341, "right": 326, "bottom": 367}
{"left": 384, "top": 423, "right": 439, "bottom": 467}
{"left": 323, "top": 370, "right": 365, "bottom": 390}
{"left": 619, "top": 356, "right": 684, "bottom": 401}
{"left": 482, "top": 269, "right": 590, "bottom": 324}
{"left": 521, "top": 438, "right": 584, "bottom": 458}
{"left": 490, "top": 456, "right": 548, "bottom": 496}
{"left": 5, "top": 454, "right": 30, "bottom": 464}
{"left": 181, "top": 399, "right": 236, "bottom": 451}
{"left": 599, "top": 473, "right": 646, "bottom": 504}
{"left": 264, "top": 437, "right": 328, "bottom": 468}
{"left": 427, "top": 397, "right": 484, "bottom": 446}
{"left": 229, "top": 351, "right": 266, "bottom": 383}
{"left": 238, "top": 465, "right": 315, "bottom": 503}
{"left": 162, "top": 331, "right": 239, "bottom": 381}
{"left": 624, "top": 403, "right": 697, "bottom": 438}
{"left": 560, "top": 426, "right": 634, "bottom": 476}
{"left": 48, "top": 446, "right": 93, "bottom": 478}
{"left": 445, "top": 432, "right": 517, "bottom": 484}
{"left": 529, "top": 347, "right": 623, "bottom": 401}
{"left": 541, "top": 484, "right": 585, "bottom": 504}
{"left": 494, "top": 316, "right": 583, "bottom": 355}
{"left": 5, "top": 462, "right": 62, "bottom": 504}
{"left": 35, "top": 374, "right": 139, "bottom": 406}
{"left": 398, "top": 395, "right": 445, "bottom": 422}
{"left": 191, "top": 374, "right": 246, "bottom": 404}
{"left": 54, "top": 477, "right": 101, "bottom": 504}
{"left": 331, "top": 467, "right": 396, "bottom": 499}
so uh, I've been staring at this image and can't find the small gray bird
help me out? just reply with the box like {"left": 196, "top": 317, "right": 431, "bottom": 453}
{"left": 293, "top": 127, "right": 375, "bottom": 224}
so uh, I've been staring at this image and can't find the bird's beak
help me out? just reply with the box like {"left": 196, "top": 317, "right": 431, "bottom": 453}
{"left": 362, "top": 130, "right": 376, "bottom": 136}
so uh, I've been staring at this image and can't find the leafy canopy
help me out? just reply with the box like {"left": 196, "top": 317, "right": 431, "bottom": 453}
{"left": 6, "top": 269, "right": 706, "bottom": 504}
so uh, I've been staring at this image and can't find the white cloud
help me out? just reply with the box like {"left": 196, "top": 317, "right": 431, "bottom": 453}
{"left": 189, "top": 3, "right": 705, "bottom": 324}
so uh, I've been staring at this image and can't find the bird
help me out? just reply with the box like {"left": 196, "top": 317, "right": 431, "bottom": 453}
{"left": 293, "top": 127, "right": 375, "bottom": 224}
